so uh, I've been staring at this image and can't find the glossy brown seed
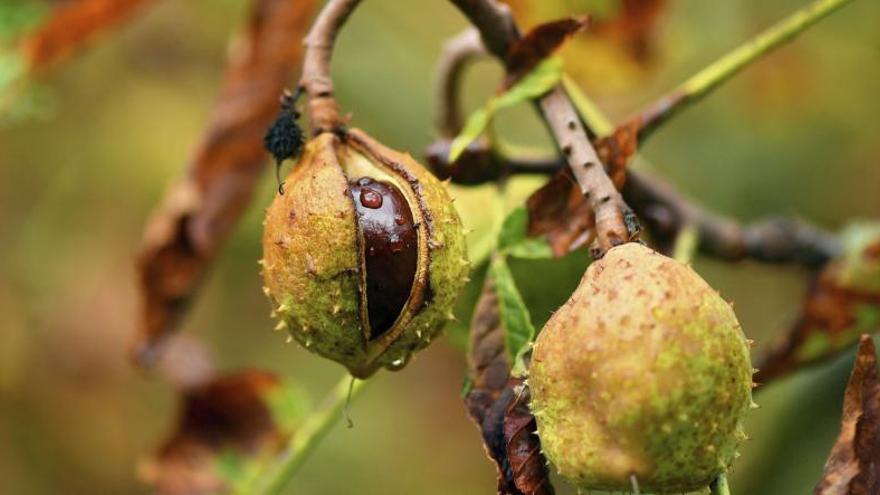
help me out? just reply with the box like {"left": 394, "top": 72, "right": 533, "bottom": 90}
{"left": 349, "top": 177, "right": 418, "bottom": 339}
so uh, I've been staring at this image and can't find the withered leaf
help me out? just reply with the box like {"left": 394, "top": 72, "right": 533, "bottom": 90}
{"left": 525, "top": 122, "right": 638, "bottom": 256}
{"left": 814, "top": 335, "right": 880, "bottom": 494}
{"left": 525, "top": 168, "right": 593, "bottom": 257}
{"left": 591, "top": 0, "right": 668, "bottom": 64}
{"left": 140, "top": 369, "right": 309, "bottom": 495}
{"left": 464, "top": 279, "right": 554, "bottom": 495}
{"left": 504, "top": 0, "right": 668, "bottom": 66}
{"left": 20, "top": 0, "right": 157, "bottom": 72}
{"left": 756, "top": 256, "right": 880, "bottom": 385}
{"left": 503, "top": 17, "right": 588, "bottom": 89}
{"left": 133, "top": 0, "right": 316, "bottom": 365}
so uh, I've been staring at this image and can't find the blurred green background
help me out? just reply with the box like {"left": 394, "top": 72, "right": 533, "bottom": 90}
{"left": 1, "top": 0, "right": 878, "bottom": 494}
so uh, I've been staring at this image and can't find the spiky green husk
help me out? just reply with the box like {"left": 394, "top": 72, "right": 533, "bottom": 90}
{"left": 261, "top": 131, "right": 468, "bottom": 377}
{"left": 529, "top": 243, "right": 753, "bottom": 493}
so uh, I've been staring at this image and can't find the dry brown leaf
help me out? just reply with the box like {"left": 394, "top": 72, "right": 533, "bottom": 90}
{"left": 814, "top": 335, "right": 880, "bottom": 494}
{"left": 133, "top": 0, "right": 316, "bottom": 365}
{"left": 505, "top": 0, "right": 668, "bottom": 65}
{"left": 20, "top": 0, "right": 157, "bottom": 72}
{"left": 140, "top": 370, "right": 301, "bottom": 495}
{"left": 591, "top": 0, "right": 668, "bottom": 63}
{"left": 525, "top": 168, "right": 594, "bottom": 257}
{"left": 503, "top": 17, "right": 588, "bottom": 89}
{"left": 756, "top": 264, "right": 880, "bottom": 385}
{"left": 464, "top": 280, "right": 554, "bottom": 495}
{"left": 525, "top": 122, "right": 638, "bottom": 256}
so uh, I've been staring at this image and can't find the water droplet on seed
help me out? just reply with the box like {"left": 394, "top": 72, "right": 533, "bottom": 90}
{"left": 389, "top": 238, "right": 404, "bottom": 253}
{"left": 394, "top": 214, "right": 405, "bottom": 225}
{"left": 360, "top": 188, "right": 383, "bottom": 209}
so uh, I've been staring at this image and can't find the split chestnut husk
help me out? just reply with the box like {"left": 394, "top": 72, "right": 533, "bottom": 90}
{"left": 261, "top": 129, "right": 469, "bottom": 378}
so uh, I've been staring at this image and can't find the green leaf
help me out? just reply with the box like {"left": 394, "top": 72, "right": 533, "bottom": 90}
{"left": 264, "top": 379, "right": 312, "bottom": 433}
{"left": 0, "top": 51, "right": 24, "bottom": 95}
{"left": 460, "top": 375, "right": 473, "bottom": 398}
{"left": 489, "top": 255, "right": 536, "bottom": 373}
{"left": 215, "top": 450, "right": 269, "bottom": 495}
{"left": 494, "top": 56, "right": 563, "bottom": 107}
{"left": 672, "top": 224, "right": 699, "bottom": 264}
{"left": 506, "top": 238, "right": 554, "bottom": 260}
{"left": 449, "top": 107, "right": 490, "bottom": 164}
{"left": 497, "top": 206, "right": 530, "bottom": 251}
{"left": 497, "top": 206, "right": 553, "bottom": 259}
{"left": 449, "top": 57, "right": 563, "bottom": 162}
{"left": 0, "top": 0, "right": 46, "bottom": 41}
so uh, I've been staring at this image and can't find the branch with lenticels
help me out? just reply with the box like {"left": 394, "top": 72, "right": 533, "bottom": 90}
{"left": 447, "top": 0, "right": 635, "bottom": 254}
{"left": 426, "top": 27, "right": 840, "bottom": 269}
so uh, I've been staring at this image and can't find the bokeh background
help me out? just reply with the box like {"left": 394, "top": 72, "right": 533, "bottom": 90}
{"left": 1, "top": 0, "right": 879, "bottom": 494}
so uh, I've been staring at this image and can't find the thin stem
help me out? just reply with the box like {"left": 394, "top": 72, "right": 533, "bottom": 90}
{"left": 253, "top": 375, "right": 369, "bottom": 495}
{"left": 448, "top": 0, "right": 634, "bottom": 252}
{"left": 622, "top": 169, "right": 840, "bottom": 266}
{"left": 672, "top": 224, "right": 699, "bottom": 264}
{"left": 710, "top": 473, "right": 732, "bottom": 495}
{"left": 428, "top": 29, "right": 841, "bottom": 267}
{"left": 434, "top": 29, "right": 487, "bottom": 137}
{"left": 635, "top": 0, "right": 856, "bottom": 141}
{"left": 301, "top": 0, "right": 363, "bottom": 133}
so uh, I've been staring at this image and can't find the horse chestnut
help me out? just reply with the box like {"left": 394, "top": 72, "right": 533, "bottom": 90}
{"left": 529, "top": 243, "right": 753, "bottom": 492}
{"left": 261, "top": 129, "right": 469, "bottom": 378}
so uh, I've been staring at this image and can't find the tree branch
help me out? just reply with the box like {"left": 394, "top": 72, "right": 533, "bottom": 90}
{"left": 301, "top": 0, "right": 363, "bottom": 133}
{"left": 427, "top": 28, "right": 840, "bottom": 268}
{"left": 448, "top": 0, "right": 634, "bottom": 253}
{"left": 632, "top": 0, "right": 856, "bottom": 142}
{"left": 622, "top": 169, "right": 840, "bottom": 266}
{"left": 434, "top": 29, "right": 487, "bottom": 137}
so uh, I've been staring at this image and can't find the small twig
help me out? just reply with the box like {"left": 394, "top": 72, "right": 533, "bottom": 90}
{"left": 623, "top": 170, "right": 841, "bottom": 267}
{"left": 630, "top": 474, "right": 641, "bottom": 495}
{"left": 710, "top": 473, "right": 732, "bottom": 495}
{"left": 633, "top": 0, "right": 857, "bottom": 141}
{"left": 434, "top": 29, "right": 487, "bottom": 137}
{"left": 253, "top": 375, "right": 368, "bottom": 495}
{"left": 301, "top": 0, "right": 363, "bottom": 134}
{"left": 672, "top": 224, "right": 699, "bottom": 264}
{"left": 558, "top": 57, "right": 844, "bottom": 267}
{"left": 428, "top": 33, "right": 840, "bottom": 268}
{"left": 448, "top": 0, "right": 633, "bottom": 253}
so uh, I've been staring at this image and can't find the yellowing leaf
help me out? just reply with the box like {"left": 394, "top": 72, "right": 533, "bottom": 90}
{"left": 449, "top": 57, "right": 563, "bottom": 162}
{"left": 488, "top": 255, "right": 536, "bottom": 373}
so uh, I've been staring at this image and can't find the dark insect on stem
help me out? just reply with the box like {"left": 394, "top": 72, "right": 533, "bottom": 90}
{"left": 623, "top": 206, "right": 642, "bottom": 240}
{"left": 263, "top": 87, "right": 305, "bottom": 195}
